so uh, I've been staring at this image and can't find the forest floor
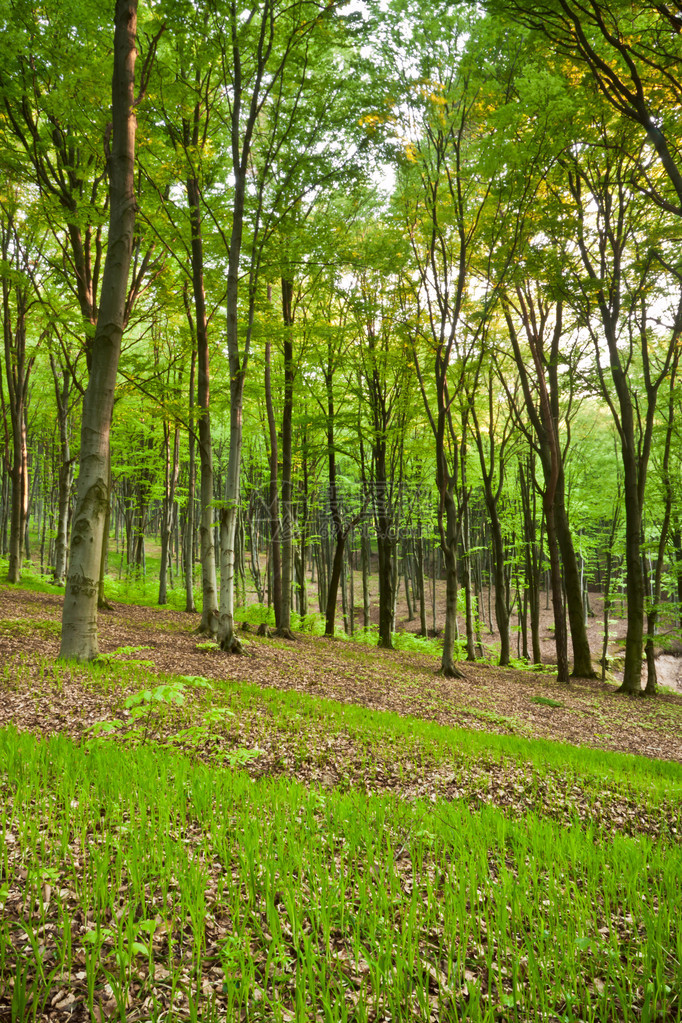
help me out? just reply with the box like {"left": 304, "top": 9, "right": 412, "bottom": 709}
{"left": 1, "top": 582, "right": 681, "bottom": 1021}
{"left": 0, "top": 585, "right": 680, "bottom": 771}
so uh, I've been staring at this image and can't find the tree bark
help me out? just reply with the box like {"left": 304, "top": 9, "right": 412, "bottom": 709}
{"left": 186, "top": 173, "right": 218, "bottom": 631}
{"left": 264, "top": 334, "right": 282, "bottom": 628}
{"left": 279, "top": 276, "right": 296, "bottom": 638}
{"left": 158, "top": 420, "right": 179, "bottom": 605}
{"left": 60, "top": 0, "right": 138, "bottom": 660}
{"left": 1, "top": 221, "right": 33, "bottom": 585}
{"left": 50, "top": 356, "right": 73, "bottom": 586}
{"left": 184, "top": 348, "right": 197, "bottom": 612}
{"left": 440, "top": 487, "right": 464, "bottom": 677}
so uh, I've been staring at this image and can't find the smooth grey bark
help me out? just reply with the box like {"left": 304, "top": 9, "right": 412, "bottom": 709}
{"left": 159, "top": 419, "right": 180, "bottom": 605}
{"left": 264, "top": 334, "right": 282, "bottom": 627}
{"left": 184, "top": 347, "right": 197, "bottom": 613}
{"left": 460, "top": 488, "right": 476, "bottom": 662}
{"left": 440, "top": 486, "right": 463, "bottom": 677}
{"left": 324, "top": 361, "right": 345, "bottom": 639}
{"left": 469, "top": 370, "right": 512, "bottom": 666}
{"left": 60, "top": 0, "right": 138, "bottom": 661}
{"left": 416, "top": 533, "right": 427, "bottom": 637}
{"left": 503, "top": 298, "right": 569, "bottom": 683}
{"left": 186, "top": 173, "right": 218, "bottom": 631}
{"left": 518, "top": 455, "right": 542, "bottom": 664}
{"left": 218, "top": 368, "right": 245, "bottom": 653}
{"left": 502, "top": 294, "right": 594, "bottom": 678}
{"left": 643, "top": 355, "right": 678, "bottom": 694}
{"left": 1, "top": 211, "right": 37, "bottom": 585}
{"left": 49, "top": 355, "right": 73, "bottom": 586}
{"left": 279, "top": 277, "right": 295, "bottom": 637}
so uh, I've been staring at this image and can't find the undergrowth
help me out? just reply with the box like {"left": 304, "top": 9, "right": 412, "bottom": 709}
{"left": 1, "top": 727, "right": 680, "bottom": 1022}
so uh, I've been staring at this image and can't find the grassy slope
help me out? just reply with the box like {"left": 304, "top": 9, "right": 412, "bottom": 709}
{"left": 0, "top": 571, "right": 680, "bottom": 1021}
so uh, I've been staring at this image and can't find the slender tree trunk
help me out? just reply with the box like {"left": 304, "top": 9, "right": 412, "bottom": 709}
{"left": 555, "top": 487, "right": 596, "bottom": 677}
{"left": 375, "top": 469, "right": 394, "bottom": 648}
{"left": 440, "top": 485, "right": 464, "bottom": 678}
{"left": 3, "top": 283, "right": 30, "bottom": 585}
{"left": 615, "top": 402, "right": 645, "bottom": 695}
{"left": 264, "top": 335, "right": 282, "bottom": 628}
{"left": 60, "top": 0, "right": 138, "bottom": 660}
{"left": 324, "top": 357, "right": 345, "bottom": 638}
{"left": 186, "top": 175, "right": 218, "bottom": 630}
{"left": 416, "top": 532, "right": 427, "bottom": 637}
{"left": 361, "top": 533, "right": 371, "bottom": 629}
{"left": 184, "top": 349, "right": 197, "bottom": 612}
{"left": 97, "top": 458, "right": 112, "bottom": 608}
{"left": 643, "top": 358, "right": 678, "bottom": 695}
{"left": 671, "top": 524, "right": 682, "bottom": 630}
{"left": 279, "top": 277, "right": 295, "bottom": 638}
{"left": 488, "top": 501, "right": 510, "bottom": 665}
{"left": 50, "top": 356, "right": 73, "bottom": 586}
{"left": 403, "top": 555, "right": 413, "bottom": 621}
{"left": 519, "top": 457, "right": 542, "bottom": 665}
{"left": 217, "top": 377, "right": 245, "bottom": 653}
{"left": 159, "top": 421, "right": 179, "bottom": 605}
{"left": 325, "top": 532, "right": 344, "bottom": 638}
{"left": 376, "top": 531, "right": 394, "bottom": 647}
{"left": 7, "top": 404, "right": 28, "bottom": 584}
{"left": 460, "top": 493, "right": 476, "bottom": 662}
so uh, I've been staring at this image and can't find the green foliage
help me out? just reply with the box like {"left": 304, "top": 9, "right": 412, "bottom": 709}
{"left": 86, "top": 674, "right": 257, "bottom": 770}
{"left": 1, "top": 725, "right": 680, "bottom": 1020}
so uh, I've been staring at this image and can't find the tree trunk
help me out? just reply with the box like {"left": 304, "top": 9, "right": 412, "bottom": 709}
{"left": 519, "top": 457, "right": 542, "bottom": 665}
{"left": 376, "top": 531, "right": 394, "bottom": 647}
{"left": 2, "top": 271, "right": 30, "bottom": 585}
{"left": 158, "top": 421, "right": 179, "bottom": 605}
{"left": 325, "top": 532, "right": 344, "bottom": 638}
{"left": 184, "top": 348, "right": 197, "bottom": 612}
{"left": 186, "top": 174, "right": 218, "bottom": 630}
{"left": 217, "top": 379, "right": 244, "bottom": 653}
{"left": 50, "top": 356, "right": 73, "bottom": 587}
{"left": 279, "top": 277, "right": 295, "bottom": 638}
{"left": 615, "top": 403, "right": 644, "bottom": 694}
{"left": 362, "top": 533, "right": 371, "bottom": 628}
{"left": 460, "top": 488, "right": 476, "bottom": 662}
{"left": 416, "top": 533, "right": 427, "bottom": 637}
{"left": 545, "top": 498, "right": 569, "bottom": 685}
{"left": 643, "top": 358, "right": 678, "bottom": 695}
{"left": 555, "top": 489, "right": 596, "bottom": 677}
{"left": 97, "top": 458, "right": 112, "bottom": 608}
{"left": 60, "top": 0, "right": 138, "bottom": 660}
{"left": 440, "top": 487, "right": 465, "bottom": 678}
{"left": 264, "top": 335, "right": 282, "bottom": 628}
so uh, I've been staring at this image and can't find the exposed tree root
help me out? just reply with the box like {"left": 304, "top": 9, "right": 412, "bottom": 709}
{"left": 440, "top": 662, "right": 465, "bottom": 679}
{"left": 220, "top": 634, "right": 244, "bottom": 654}
{"left": 274, "top": 627, "right": 296, "bottom": 641}
{"left": 615, "top": 683, "right": 645, "bottom": 696}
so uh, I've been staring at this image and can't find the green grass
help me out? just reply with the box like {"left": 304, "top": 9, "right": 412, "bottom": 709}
{"left": 0, "top": 724, "right": 679, "bottom": 1022}
{"left": 531, "top": 696, "right": 565, "bottom": 709}
{"left": 0, "top": 560, "right": 681, "bottom": 1018}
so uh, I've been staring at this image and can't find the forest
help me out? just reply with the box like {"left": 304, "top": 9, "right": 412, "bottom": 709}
{"left": 0, "top": 1, "right": 681, "bottom": 1021}
{"left": 1, "top": 0, "right": 682, "bottom": 693}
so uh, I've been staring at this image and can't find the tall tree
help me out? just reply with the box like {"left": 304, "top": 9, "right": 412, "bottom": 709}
{"left": 210, "top": 0, "right": 372, "bottom": 652}
{"left": 559, "top": 123, "right": 682, "bottom": 693}
{"left": 0, "top": 200, "right": 43, "bottom": 583}
{"left": 59, "top": 0, "right": 139, "bottom": 660}
{"left": 393, "top": 6, "right": 515, "bottom": 676}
